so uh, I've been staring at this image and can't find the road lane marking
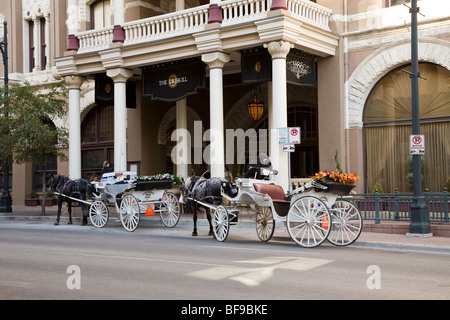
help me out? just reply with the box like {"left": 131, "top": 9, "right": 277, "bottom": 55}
{"left": 55, "top": 252, "right": 236, "bottom": 269}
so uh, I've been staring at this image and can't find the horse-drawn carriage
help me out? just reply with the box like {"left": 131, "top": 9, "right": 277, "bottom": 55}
{"left": 180, "top": 155, "right": 362, "bottom": 248}
{"left": 50, "top": 172, "right": 180, "bottom": 232}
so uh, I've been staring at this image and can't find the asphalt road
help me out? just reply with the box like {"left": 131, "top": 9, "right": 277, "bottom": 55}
{"left": 1, "top": 220, "right": 449, "bottom": 301}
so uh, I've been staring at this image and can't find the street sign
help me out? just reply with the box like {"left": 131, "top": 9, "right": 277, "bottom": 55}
{"left": 289, "top": 127, "right": 301, "bottom": 144}
{"left": 283, "top": 144, "right": 295, "bottom": 153}
{"left": 410, "top": 134, "right": 425, "bottom": 155}
{"left": 278, "top": 127, "right": 301, "bottom": 144}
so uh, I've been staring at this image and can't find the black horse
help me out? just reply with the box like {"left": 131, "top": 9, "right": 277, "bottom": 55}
{"left": 181, "top": 172, "right": 236, "bottom": 237}
{"left": 48, "top": 174, "right": 97, "bottom": 226}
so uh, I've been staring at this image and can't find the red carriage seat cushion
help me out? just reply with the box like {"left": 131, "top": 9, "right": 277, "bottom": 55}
{"left": 253, "top": 183, "right": 290, "bottom": 216}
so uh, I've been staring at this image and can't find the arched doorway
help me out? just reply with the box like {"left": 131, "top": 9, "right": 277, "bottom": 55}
{"left": 81, "top": 104, "right": 114, "bottom": 181}
{"left": 364, "top": 63, "right": 450, "bottom": 192}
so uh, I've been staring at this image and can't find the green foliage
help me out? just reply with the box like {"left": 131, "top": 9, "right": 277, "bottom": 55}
{"left": 334, "top": 150, "right": 342, "bottom": 174}
{"left": 372, "top": 181, "right": 384, "bottom": 194}
{"left": 406, "top": 155, "right": 425, "bottom": 188}
{"left": 0, "top": 81, "right": 68, "bottom": 167}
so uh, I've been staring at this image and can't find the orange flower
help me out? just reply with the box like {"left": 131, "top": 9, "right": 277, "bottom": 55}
{"left": 312, "top": 169, "right": 360, "bottom": 185}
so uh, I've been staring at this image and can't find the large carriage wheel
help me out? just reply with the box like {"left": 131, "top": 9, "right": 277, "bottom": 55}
{"left": 287, "top": 196, "right": 331, "bottom": 248}
{"left": 327, "top": 200, "right": 363, "bottom": 246}
{"left": 89, "top": 200, "right": 109, "bottom": 228}
{"left": 212, "top": 205, "right": 229, "bottom": 242}
{"left": 160, "top": 192, "right": 181, "bottom": 228}
{"left": 256, "top": 206, "right": 275, "bottom": 242}
{"left": 119, "top": 194, "right": 140, "bottom": 232}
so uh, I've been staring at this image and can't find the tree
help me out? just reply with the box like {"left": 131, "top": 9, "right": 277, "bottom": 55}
{"left": 0, "top": 81, "right": 69, "bottom": 214}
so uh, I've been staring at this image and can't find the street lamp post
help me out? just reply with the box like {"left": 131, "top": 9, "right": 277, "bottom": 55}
{"left": 408, "top": 1, "right": 430, "bottom": 236}
{"left": 0, "top": 20, "right": 12, "bottom": 213}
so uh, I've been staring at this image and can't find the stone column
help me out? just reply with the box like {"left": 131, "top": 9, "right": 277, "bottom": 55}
{"left": 265, "top": 41, "right": 291, "bottom": 192}
{"left": 65, "top": 75, "right": 84, "bottom": 179}
{"left": 107, "top": 68, "right": 133, "bottom": 173}
{"left": 176, "top": 99, "right": 189, "bottom": 179}
{"left": 202, "top": 52, "right": 230, "bottom": 178}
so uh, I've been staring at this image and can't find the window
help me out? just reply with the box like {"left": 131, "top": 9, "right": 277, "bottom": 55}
{"left": 91, "top": 0, "right": 112, "bottom": 29}
{"left": 28, "top": 21, "right": 35, "bottom": 72}
{"left": 27, "top": 17, "right": 47, "bottom": 72}
{"left": 386, "top": 0, "right": 410, "bottom": 7}
{"left": 364, "top": 63, "right": 450, "bottom": 192}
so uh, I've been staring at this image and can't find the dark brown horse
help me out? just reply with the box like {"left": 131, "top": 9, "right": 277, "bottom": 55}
{"left": 48, "top": 174, "right": 96, "bottom": 226}
{"left": 180, "top": 172, "right": 236, "bottom": 237}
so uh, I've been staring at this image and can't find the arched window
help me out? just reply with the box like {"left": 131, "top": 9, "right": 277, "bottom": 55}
{"left": 81, "top": 105, "right": 114, "bottom": 180}
{"left": 364, "top": 63, "right": 450, "bottom": 192}
{"left": 90, "top": 0, "right": 111, "bottom": 30}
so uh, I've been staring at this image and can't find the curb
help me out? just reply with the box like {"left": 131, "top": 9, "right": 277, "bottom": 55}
{"left": 2, "top": 215, "right": 450, "bottom": 255}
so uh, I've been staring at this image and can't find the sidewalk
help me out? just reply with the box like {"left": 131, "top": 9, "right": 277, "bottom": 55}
{"left": 2, "top": 208, "right": 450, "bottom": 255}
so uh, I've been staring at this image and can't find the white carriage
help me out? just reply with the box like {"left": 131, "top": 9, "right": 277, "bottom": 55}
{"left": 89, "top": 172, "right": 181, "bottom": 232}
{"left": 203, "top": 167, "right": 363, "bottom": 248}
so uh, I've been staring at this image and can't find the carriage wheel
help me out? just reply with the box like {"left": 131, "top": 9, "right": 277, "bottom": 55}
{"left": 327, "top": 200, "right": 363, "bottom": 246}
{"left": 89, "top": 200, "right": 109, "bottom": 228}
{"left": 287, "top": 196, "right": 331, "bottom": 248}
{"left": 212, "top": 205, "right": 229, "bottom": 242}
{"left": 160, "top": 192, "right": 181, "bottom": 228}
{"left": 256, "top": 206, "right": 275, "bottom": 242}
{"left": 119, "top": 194, "right": 140, "bottom": 232}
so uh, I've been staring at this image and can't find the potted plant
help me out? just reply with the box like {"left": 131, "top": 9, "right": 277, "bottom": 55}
{"left": 25, "top": 190, "right": 40, "bottom": 206}
{"left": 44, "top": 190, "right": 57, "bottom": 206}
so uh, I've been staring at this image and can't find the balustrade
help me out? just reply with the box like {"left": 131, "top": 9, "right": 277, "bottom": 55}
{"left": 74, "top": 0, "right": 332, "bottom": 54}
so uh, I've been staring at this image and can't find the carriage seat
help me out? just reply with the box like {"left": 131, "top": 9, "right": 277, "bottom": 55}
{"left": 253, "top": 183, "right": 290, "bottom": 217}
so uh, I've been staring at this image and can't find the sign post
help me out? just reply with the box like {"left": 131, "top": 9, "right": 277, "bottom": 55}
{"left": 278, "top": 127, "right": 301, "bottom": 193}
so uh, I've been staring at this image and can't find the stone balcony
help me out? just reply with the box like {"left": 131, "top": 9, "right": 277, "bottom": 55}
{"left": 57, "top": 0, "right": 338, "bottom": 77}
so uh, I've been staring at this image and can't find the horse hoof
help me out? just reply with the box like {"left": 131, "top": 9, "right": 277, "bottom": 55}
{"left": 192, "top": 231, "right": 198, "bottom": 236}
{"left": 54, "top": 222, "right": 59, "bottom": 226}
{"left": 67, "top": 221, "right": 73, "bottom": 225}
{"left": 208, "top": 232, "right": 213, "bottom": 236}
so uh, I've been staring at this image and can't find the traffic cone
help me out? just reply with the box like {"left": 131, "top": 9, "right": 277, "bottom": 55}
{"left": 145, "top": 206, "right": 155, "bottom": 217}
{"left": 322, "top": 215, "right": 329, "bottom": 229}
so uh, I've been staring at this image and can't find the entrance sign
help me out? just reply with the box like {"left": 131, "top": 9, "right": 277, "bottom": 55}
{"left": 410, "top": 134, "right": 425, "bottom": 155}
{"left": 143, "top": 59, "right": 205, "bottom": 102}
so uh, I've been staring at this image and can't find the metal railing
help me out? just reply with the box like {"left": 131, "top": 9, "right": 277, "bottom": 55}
{"left": 342, "top": 189, "right": 449, "bottom": 224}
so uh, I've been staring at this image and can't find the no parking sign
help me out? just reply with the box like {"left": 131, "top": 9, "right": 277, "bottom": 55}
{"left": 410, "top": 134, "right": 425, "bottom": 155}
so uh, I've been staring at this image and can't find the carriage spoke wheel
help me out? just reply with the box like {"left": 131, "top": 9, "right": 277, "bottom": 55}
{"left": 212, "top": 205, "right": 229, "bottom": 242}
{"left": 287, "top": 196, "right": 331, "bottom": 248}
{"left": 327, "top": 200, "right": 363, "bottom": 246}
{"left": 256, "top": 206, "right": 275, "bottom": 242}
{"left": 119, "top": 194, "right": 140, "bottom": 232}
{"left": 89, "top": 200, "right": 109, "bottom": 228}
{"left": 160, "top": 192, "right": 181, "bottom": 228}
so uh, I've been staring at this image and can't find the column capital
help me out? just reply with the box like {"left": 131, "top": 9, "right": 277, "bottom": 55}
{"left": 201, "top": 52, "right": 230, "bottom": 69}
{"left": 107, "top": 68, "right": 133, "bottom": 83}
{"left": 264, "top": 41, "right": 293, "bottom": 59}
{"left": 64, "top": 75, "right": 85, "bottom": 89}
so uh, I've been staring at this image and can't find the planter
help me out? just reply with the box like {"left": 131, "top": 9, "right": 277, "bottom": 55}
{"left": 25, "top": 198, "right": 40, "bottom": 206}
{"left": 134, "top": 179, "right": 174, "bottom": 191}
{"left": 25, "top": 198, "right": 58, "bottom": 206}
{"left": 43, "top": 198, "right": 57, "bottom": 206}
{"left": 314, "top": 179, "right": 356, "bottom": 196}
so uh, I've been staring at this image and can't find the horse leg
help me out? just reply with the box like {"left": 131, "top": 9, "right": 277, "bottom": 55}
{"left": 54, "top": 197, "right": 63, "bottom": 225}
{"left": 81, "top": 204, "right": 88, "bottom": 226}
{"left": 67, "top": 201, "right": 73, "bottom": 225}
{"left": 192, "top": 202, "right": 198, "bottom": 236}
{"left": 206, "top": 207, "right": 213, "bottom": 236}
